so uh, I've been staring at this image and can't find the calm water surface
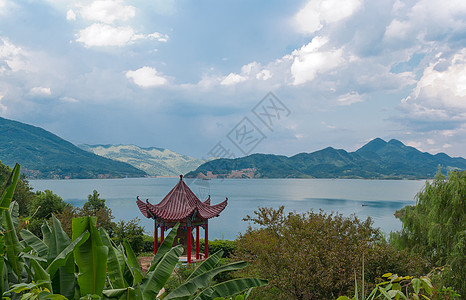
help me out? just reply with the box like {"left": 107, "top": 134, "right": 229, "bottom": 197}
{"left": 29, "top": 178, "right": 426, "bottom": 240}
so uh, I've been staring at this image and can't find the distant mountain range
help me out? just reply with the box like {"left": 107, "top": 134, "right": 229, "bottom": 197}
{"left": 186, "top": 138, "right": 466, "bottom": 179}
{"left": 0, "top": 117, "right": 147, "bottom": 179}
{"left": 79, "top": 144, "right": 204, "bottom": 177}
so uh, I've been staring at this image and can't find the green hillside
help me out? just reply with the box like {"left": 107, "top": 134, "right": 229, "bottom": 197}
{"left": 0, "top": 117, "right": 147, "bottom": 179}
{"left": 186, "top": 138, "right": 466, "bottom": 179}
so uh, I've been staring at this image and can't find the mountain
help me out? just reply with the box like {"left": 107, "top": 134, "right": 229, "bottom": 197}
{"left": 0, "top": 117, "right": 147, "bottom": 179}
{"left": 79, "top": 144, "right": 204, "bottom": 177}
{"left": 186, "top": 138, "right": 466, "bottom": 179}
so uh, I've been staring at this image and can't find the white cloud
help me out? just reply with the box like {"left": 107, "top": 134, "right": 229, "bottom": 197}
{"left": 126, "top": 66, "right": 168, "bottom": 87}
{"left": 403, "top": 49, "right": 466, "bottom": 111}
{"left": 60, "top": 96, "right": 78, "bottom": 103}
{"left": 256, "top": 69, "right": 272, "bottom": 80}
{"left": 295, "top": 0, "right": 362, "bottom": 34}
{"left": 76, "top": 24, "right": 169, "bottom": 47}
{"left": 147, "top": 32, "right": 169, "bottom": 42}
{"left": 290, "top": 36, "right": 344, "bottom": 85}
{"left": 0, "top": 38, "right": 29, "bottom": 72}
{"left": 0, "top": 95, "right": 6, "bottom": 113}
{"left": 66, "top": 9, "right": 76, "bottom": 21}
{"left": 76, "top": 23, "right": 141, "bottom": 47}
{"left": 80, "top": 0, "right": 135, "bottom": 24}
{"left": 220, "top": 73, "right": 247, "bottom": 86}
{"left": 384, "top": 0, "right": 466, "bottom": 43}
{"left": 337, "top": 92, "right": 363, "bottom": 106}
{"left": 30, "top": 86, "right": 51, "bottom": 96}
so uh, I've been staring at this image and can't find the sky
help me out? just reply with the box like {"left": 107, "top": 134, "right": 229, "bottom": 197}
{"left": 1, "top": 0, "right": 466, "bottom": 159}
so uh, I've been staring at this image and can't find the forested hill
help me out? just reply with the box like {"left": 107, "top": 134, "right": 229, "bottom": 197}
{"left": 186, "top": 138, "right": 466, "bottom": 179}
{"left": 0, "top": 117, "right": 147, "bottom": 179}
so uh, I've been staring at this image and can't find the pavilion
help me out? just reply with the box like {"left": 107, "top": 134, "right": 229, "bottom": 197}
{"left": 136, "top": 175, "right": 228, "bottom": 263}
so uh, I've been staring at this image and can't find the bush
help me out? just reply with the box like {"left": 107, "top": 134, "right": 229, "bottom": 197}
{"left": 234, "top": 206, "right": 428, "bottom": 299}
{"left": 199, "top": 239, "right": 237, "bottom": 258}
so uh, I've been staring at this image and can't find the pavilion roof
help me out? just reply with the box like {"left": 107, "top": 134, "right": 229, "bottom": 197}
{"left": 136, "top": 175, "right": 227, "bottom": 221}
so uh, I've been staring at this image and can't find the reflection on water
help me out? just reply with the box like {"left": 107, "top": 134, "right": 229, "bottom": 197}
{"left": 29, "top": 178, "right": 426, "bottom": 240}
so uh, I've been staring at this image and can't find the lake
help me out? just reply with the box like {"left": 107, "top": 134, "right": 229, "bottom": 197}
{"left": 29, "top": 178, "right": 426, "bottom": 240}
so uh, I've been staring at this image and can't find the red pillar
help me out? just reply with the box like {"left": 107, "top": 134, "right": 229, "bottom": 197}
{"left": 160, "top": 226, "right": 165, "bottom": 244}
{"left": 154, "top": 222, "right": 158, "bottom": 255}
{"left": 196, "top": 226, "right": 200, "bottom": 259}
{"left": 187, "top": 226, "right": 192, "bottom": 264}
{"left": 205, "top": 223, "right": 209, "bottom": 258}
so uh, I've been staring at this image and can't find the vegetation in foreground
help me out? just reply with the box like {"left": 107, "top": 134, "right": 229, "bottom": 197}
{"left": 391, "top": 170, "right": 465, "bottom": 296}
{"left": 1, "top": 160, "right": 463, "bottom": 299}
{"left": 0, "top": 164, "right": 267, "bottom": 299}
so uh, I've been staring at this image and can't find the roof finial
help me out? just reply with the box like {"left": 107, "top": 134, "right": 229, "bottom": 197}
{"left": 180, "top": 174, "right": 183, "bottom": 180}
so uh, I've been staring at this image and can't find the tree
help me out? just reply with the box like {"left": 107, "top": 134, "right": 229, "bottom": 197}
{"left": 235, "top": 206, "right": 427, "bottom": 300}
{"left": 112, "top": 217, "right": 145, "bottom": 255}
{"left": 26, "top": 189, "right": 71, "bottom": 236}
{"left": 83, "top": 190, "right": 106, "bottom": 213}
{"left": 56, "top": 190, "right": 115, "bottom": 237}
{"left": 391, "top": 170, "right": 466, "bottom": 295}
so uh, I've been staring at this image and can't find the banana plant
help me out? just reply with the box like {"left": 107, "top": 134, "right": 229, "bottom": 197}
{"left": 19, "top": 216, "right": 89, "bottom": 299}
{"left": 102, "top": 223, "right": 183, "bottom": 299}
{"left": 0, "top": 163, "right": 23, "bottom": 296}
{"left": 103, "top": 223, "right": 267, "bottom": 300}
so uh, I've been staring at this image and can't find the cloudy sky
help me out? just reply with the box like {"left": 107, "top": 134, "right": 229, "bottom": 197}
{"left": 1, "top": 0, "right": 466, "bottom": 159}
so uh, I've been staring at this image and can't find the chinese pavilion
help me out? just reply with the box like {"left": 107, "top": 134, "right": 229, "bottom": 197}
{"left": 136, "top": 175, "right": 228, "bottom": 263}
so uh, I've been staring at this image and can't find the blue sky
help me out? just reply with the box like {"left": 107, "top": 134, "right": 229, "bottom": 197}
{"left": 1, "top": 0, "right": 466, "bottom": 159}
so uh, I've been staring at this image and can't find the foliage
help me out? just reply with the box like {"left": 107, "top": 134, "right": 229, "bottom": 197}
{"left": 111, "top": 217, "right": 145, "bottom": 255}
{"left": 78, "top": 191, "right": 115, "bottom": 236}
{"left": 82, "top": 190, "right": 106, "bottom": 213}
{"left": 1, "top": 164, "right": 266, "bottom": 299}
{"left": 390, "top": 170, "right": 466, "bottom": 295}
{"left": 141, "top": 234, "right": 155, "bottom": 253}
{"left": 55, "top": 190, "right": 115, "bottom": 238}
{"left": 199, "top": 239, "right": 237, "bottom": 258}
{"left": 235, "top": 206, "right": 428, "bottom": 299}
{"left": 0, "top": 162, "right": 35, "bottom": 216}
{"left": 3, "top": 281, "right": 67, "bottom": 299}
{"left": 24, "top": 190, "right": 71, "bottom": 237}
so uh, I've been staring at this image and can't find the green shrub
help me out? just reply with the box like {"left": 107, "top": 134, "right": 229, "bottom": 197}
{"left": 235, "top": 206, "right": 428, "bottom": 299}
{"left": 199, "top": 239, "right": 237, "bottom": 258}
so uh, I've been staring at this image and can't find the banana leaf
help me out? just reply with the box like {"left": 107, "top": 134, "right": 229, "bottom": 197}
{"left": 142, "top": 245, "right": 183, "bottom": 300}
{"left": 73, "top": 216, "right": 108, "bottom": 298}
{"left": 2, "top": 209, "right": 23, "bottom": 279}
{"left": 0, "top": 163, "right": 20, "bottom": 210}
{"left": 165, "top": 261, "right": 248, "bottom": 300}
{"left": 122, "top": 239, "right": 143, "bottom": 286}
{"left": 41, "top": 222, "right": 52, "bottom": 247}
{"left": 49, "top": 215, "right": 78, "bottom": 299}
{"left": 9, "top": 201, "right": 19, "bottom": 229}
{"left": 194, "top": 278, "right": 268, "bottom": 300}
{"left": 186, "top": 250, "right": 223, "bottom": 281}
{"left": 100, "top": 228, "right": 127, "bottom": 289}
{"left": 20, "top": 229, "right": 48, "bottom": 258}
{"left": 30, "top": 258, "right": 53, "bottom": 292}
{"left": 148, "top": 223, "right": 180, "bottom": 273}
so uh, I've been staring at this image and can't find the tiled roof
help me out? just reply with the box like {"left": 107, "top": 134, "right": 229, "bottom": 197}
{"left": 136, "top": 175, "right": 227, "bottom": 221}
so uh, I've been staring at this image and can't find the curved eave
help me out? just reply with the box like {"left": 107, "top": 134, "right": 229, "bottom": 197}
{"left": 136, "top": 198, "right": 150, "bottom": 218}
